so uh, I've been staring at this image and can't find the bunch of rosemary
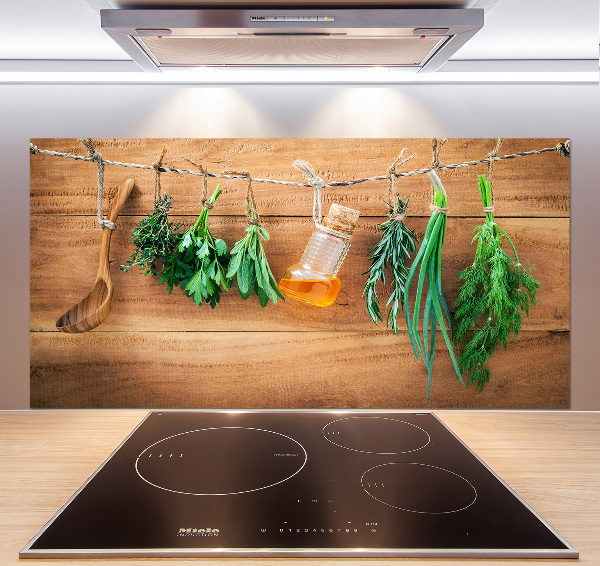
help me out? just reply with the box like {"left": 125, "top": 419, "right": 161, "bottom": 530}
{"left": 120, "top": 194, "right": 181, "bottom": 278}
{"left": 160, "top": 185, "right": 232, "bottom": 308}
{"left": 403, "top": 170, "right": 463, "bottom": 403}
{"left": 363, "top": 196, "right": 418, "bottom": 334}
{"left": 453, "top": 174, "right": 539, "bottom": 391}
{"left": 227, "top": 207, "right": 284, "bottom": 307}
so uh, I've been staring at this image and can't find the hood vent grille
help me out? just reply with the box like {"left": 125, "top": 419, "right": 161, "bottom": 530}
{"left": 101, "top": 8, "right": 483, "bottom": 73}
{"left": 140, "top": 36, "right": 446, "bottom": 67}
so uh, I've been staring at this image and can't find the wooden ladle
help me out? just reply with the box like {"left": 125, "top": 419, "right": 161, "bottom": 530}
{"left": 56, "top": 178, "right": 135, "bottom": 333}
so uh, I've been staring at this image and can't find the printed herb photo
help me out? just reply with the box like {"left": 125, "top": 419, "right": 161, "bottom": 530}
{"left": 30, "top": 138, "right": 569, "bottom": 409}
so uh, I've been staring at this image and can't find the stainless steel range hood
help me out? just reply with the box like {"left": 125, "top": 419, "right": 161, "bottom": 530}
{"left": 100, "top": 8, "right": 483, "bottom": 73}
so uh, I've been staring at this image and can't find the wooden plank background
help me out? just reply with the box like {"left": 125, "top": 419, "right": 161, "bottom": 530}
{"left": 29, "top": 138, "right": 570, "bottom": 408}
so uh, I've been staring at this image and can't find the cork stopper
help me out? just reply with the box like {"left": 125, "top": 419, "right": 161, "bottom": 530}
{"left": 327, "top": 203, "right": 360, "bottom": 227}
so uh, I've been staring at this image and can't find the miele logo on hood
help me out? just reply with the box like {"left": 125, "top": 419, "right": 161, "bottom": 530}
{"left": 178, "top": 527, "right": 220, "bottom": 537}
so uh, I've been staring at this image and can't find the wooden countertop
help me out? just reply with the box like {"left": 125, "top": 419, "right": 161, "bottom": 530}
{"left": 1, "top": 410, "right": 598, "bottom": 565}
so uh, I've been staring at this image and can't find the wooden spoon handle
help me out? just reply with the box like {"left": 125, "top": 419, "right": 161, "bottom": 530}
{"left": 106, "top": 178, "right": 135, "bottom": 224}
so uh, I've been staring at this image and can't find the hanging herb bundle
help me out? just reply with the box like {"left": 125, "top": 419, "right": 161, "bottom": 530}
{"left": 120, "top": 194, "right": 181, "bottom": 277}
{"left": 226, "top": 174, "right": 284, "bottom": 307}
{"left": 453, "top": 174, "right": 539, "bottom": 391}
{"left": 159, "top": 185, "right": 232, "bottom": 308}
{"left": 403, "top": 170, "right": 463, "bottom": 403}
{"left": 227, "top": 211, "right": 285, "bottom": 307}
{"left": 363, "top": 196, "right": 418, "bottom": 334}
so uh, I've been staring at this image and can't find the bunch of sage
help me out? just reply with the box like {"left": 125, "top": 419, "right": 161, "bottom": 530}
{"left": 226, "top": 176, "right": 284, "bottom": 307}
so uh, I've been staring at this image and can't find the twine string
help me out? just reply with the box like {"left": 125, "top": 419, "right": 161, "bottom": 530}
{"left": 292, "top": 159, "right": 352, "bottom": 240}
{"left": 430, "top": 205, "right": 448, "bottom": 214}
{"left": 429, "top": 138, "right": 447, "bottom": 171}
{"left": 153, "top": 146, "right": 167, "bottom": 203}
{"left": 484, "top": 138, "right": 502, "bottom": 214}
{"left": 31, "top": 140, "right": 570, "bottom": 190}
{"left": 30, "top": 140, "right": 570, "bottom": 230}
{"left": 428, "top": 139, "right": 448, "bottom": 214}
{"left": 222, "top": 169, "right": 260, "bottom": 226}
{"left": 388, "top": 148, "right": 415, "bottom": 218}
{"left": 186, "top": 158, "right": 210, "bottom": 208}
{"left": 293, "top": 159, "right": 326, "bottom": 226}
{"left": 78, "top": 138, "right": 116, "bottom": 231}
{"left": 556, "top": 140, "right": 570, "bottom": 158}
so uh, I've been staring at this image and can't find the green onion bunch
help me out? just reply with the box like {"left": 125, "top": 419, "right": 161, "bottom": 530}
{"left": 403, "top": 170, "right": 463, "bottom": 403}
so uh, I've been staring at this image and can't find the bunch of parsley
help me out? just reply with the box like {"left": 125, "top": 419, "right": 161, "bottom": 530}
{"left": 453, "top": 174, "right": 539, "bottom": 391}
{"left": 160, "top": 185, "right": 232, "bottom": 308}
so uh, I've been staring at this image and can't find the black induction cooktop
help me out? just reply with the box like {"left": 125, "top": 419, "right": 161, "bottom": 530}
{"left": 20, "top": 411, "right": 578, "bottom": 559}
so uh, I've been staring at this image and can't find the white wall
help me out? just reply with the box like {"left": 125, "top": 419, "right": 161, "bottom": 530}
{"left": 2, "top": 82, "right": 598, "bottom": 409}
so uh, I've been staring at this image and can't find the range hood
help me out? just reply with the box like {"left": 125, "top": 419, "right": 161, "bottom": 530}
{"left": 100, "top": 8, "right": 483, "bottom": 73}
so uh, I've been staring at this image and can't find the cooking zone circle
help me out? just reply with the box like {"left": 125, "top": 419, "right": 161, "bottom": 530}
{"left": 135, "top": 427, "right": 307, "bottom": 496}
{"left": 322, "top": 417, "right": 430, "bottom": 454}
{"left": 362, "top": 462, "right": 477, "bottom": 514}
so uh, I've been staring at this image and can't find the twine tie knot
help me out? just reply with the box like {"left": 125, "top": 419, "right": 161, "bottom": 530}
{"left": 556, "top": 140, "right": 570, "bottom": 158}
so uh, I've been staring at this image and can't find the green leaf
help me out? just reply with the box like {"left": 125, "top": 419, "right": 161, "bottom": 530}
{"left": 255, "top": 281, "right": 269, "bottom": 307}
{"left": 214, "top": 238, "right": 229, "bottom": 257}
{"left": 180, "top": 231, "right": 193, "bottom": 251}
{"left": 258, "top": 225, "right": 270, "bottom": 241}
{"left": 196, "top": 240, "right": 210, "bottom": 258}
{"left": 238, "top": 254, "right": 252, "bottom": 294}
{"left": 227, "top": 250, "right": 244, "bottom": 279}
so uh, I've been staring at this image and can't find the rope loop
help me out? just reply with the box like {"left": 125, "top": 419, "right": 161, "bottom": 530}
{"left": 29, "top": 143, "right": 39, "bottom": 155}
{"left": 429, "top": 138, "right": 447, "bottom": 171}
{"left": 221, "top": 169, "right": 260, "bottom": 226}
{"left": 293, "top": 159, "right": 327, "bottom": 226}
{"left": 483, "top": 138, "right": 502, "bottom": 214}
{"left": 153, "top": 146, "right": 167, "bottom": 202}
{"left": 78, "top": 138, "right": 116, "bottom": 231}
{"left": 187, "top": 158, "right": 210, "bottom": 206}
{"left": 428, "top": 139, "right": 448, "bottom": 210}
{"left": 387, "top": 148, "right": 415, "bottom": 218}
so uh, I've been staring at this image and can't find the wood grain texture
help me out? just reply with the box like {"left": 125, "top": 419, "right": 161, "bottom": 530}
{"left": 29, "top": 138, "right": 570, "bottom": 409}
{"left": 30, "top": 216, "right": 569, "bottom": 332}
{"left": 1, "top": 411, "right": 598, "bottom": 566}
{"left": 30, "top": 330, "right": 569, "bottom": 408}
{"left": 30, "top": 138, "right": 569, "bottom": 218}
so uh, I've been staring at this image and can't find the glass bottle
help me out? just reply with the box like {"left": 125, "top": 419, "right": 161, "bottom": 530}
{"left": 279, "top": 203, "right": 360, "bottom": 307}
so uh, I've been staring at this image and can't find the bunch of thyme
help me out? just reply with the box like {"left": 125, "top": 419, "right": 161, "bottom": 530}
{"left": 453, "top": 174, "right": 539, "bottom": 391}
{"left": 120, "top": 194, "right": 181, "bottom": 278}
{"left": 363, "top": 196, "right": 418, "bottom": 334}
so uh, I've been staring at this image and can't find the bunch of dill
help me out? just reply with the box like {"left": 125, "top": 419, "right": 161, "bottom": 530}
{"left": 453, "top": 174, "right": 539, "bottom": 391}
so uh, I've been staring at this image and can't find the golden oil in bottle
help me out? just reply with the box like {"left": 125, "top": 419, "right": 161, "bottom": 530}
{"left": 279, "top": 203, "right": 360, "bottom": 307}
